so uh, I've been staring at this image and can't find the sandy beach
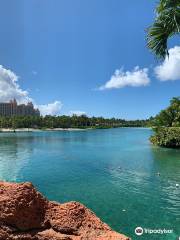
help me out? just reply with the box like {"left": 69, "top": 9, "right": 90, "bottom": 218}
{"left": 0, "top": 128, "right": 87, "bottom": 132}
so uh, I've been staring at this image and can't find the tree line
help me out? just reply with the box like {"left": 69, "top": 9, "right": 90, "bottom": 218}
{"left": 150, "top": 97, "right": 180, "bottom": 148}
{"left": 151, "top": 97, "right": 180, "bottom": 127}
{"left": 0, "top": 114, "right": 150, "bottom": 129}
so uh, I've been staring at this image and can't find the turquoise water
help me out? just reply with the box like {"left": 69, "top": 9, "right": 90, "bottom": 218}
{"left": 0, "top": 128, "right": 179, "bottom": 239}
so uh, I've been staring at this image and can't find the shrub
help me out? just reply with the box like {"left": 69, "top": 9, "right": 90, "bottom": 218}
{"left": 150, "top": 127, "right": 180, "bottom": 148}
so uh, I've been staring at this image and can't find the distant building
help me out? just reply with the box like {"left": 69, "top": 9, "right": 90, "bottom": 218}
{"left": 0, "top": 99, "right": 40, "bottom": 117}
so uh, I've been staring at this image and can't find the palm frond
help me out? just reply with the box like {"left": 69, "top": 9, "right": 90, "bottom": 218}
{"left": 147, "top": 0, "right": 180, "bottom": 59}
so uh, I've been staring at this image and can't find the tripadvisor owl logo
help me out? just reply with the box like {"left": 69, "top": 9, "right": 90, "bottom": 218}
{"left": 135, "top": 227, "right": 143, "bottom": 236}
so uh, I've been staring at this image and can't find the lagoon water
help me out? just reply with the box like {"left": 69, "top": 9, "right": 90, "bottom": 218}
{"left": 0, "top": 128, "right": 179, "bottom": 239}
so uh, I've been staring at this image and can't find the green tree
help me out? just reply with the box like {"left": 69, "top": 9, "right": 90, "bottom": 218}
{"left": 147, "top": 0, "right": 180, "bottom": 59}
{"left": 153, "top": 97, "right": 180, "bottom": 127}
{"left": 150, "top": 97, "right": 180, "bottom": 148}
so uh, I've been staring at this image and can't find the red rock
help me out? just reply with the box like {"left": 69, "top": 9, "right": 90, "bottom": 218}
{"left": 0, "top": 181, "right": 130, "bottom": 240}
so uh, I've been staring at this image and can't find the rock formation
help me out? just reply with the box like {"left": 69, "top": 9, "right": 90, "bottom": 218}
{"left": 0, "top": 181, "right": 130, "bottom": 240}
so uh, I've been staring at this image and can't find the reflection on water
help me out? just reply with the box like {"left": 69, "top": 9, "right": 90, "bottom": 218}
{"left": 0, "top": 129, "right": 179, "bottom": 240}
{"left": 0, "top": 134, "right": 33, "bottom": 181}
{"left": 151, "top": 147, "right": 180, "bottom": 217}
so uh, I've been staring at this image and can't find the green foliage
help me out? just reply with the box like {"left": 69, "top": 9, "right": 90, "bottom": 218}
{"left": 150, "top": 97, "right": 180, "bottom": 148}
{"left": 0, "top": 114, "right": 150, "bottom": 130}
{"left": 150, "top": 127, "right": 180, "bottom": 148}
{"left": 152, "top": 97, "right": 180, "bottom": 127}
{"left": 147, "top": 0, "right": 180, "bottom": 59}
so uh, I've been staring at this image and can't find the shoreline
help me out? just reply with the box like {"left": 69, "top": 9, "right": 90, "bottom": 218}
{"left": 0, "top": 128, "right": 88, "bottom": 132}
{"left": 0, "top": 127, "right": 151, "bottom": 133}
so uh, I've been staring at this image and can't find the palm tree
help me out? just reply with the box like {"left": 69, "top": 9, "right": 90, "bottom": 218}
{"left": 147, "top": 0, "right": 180, "bottom": 59}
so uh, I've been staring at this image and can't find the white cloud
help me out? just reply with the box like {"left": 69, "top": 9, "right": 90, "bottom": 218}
{"left": 155, "top": 46, "right": 180, "bottom": 81}
{"left": 99, "top": 66, "right": 150, "bottom": 90}
{"left": 69, "top": 110, "right": 86, "bottom": 116}
{"left": 0, "top": 65, "right": 63, "bottom": 116}
{"left": 36, "top": 101, "right": 63, "bottom": 116}
{"left": 0, "top": 65, "right": 31, "bottom": 103}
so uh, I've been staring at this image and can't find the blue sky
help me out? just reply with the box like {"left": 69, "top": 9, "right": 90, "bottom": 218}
{"left": 0, "top": 0, "right": 179, "bottom": 119}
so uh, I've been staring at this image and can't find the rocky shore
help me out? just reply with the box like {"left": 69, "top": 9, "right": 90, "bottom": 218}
{"left": 0, "top": 181, "right": 130, "bottom": 240}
